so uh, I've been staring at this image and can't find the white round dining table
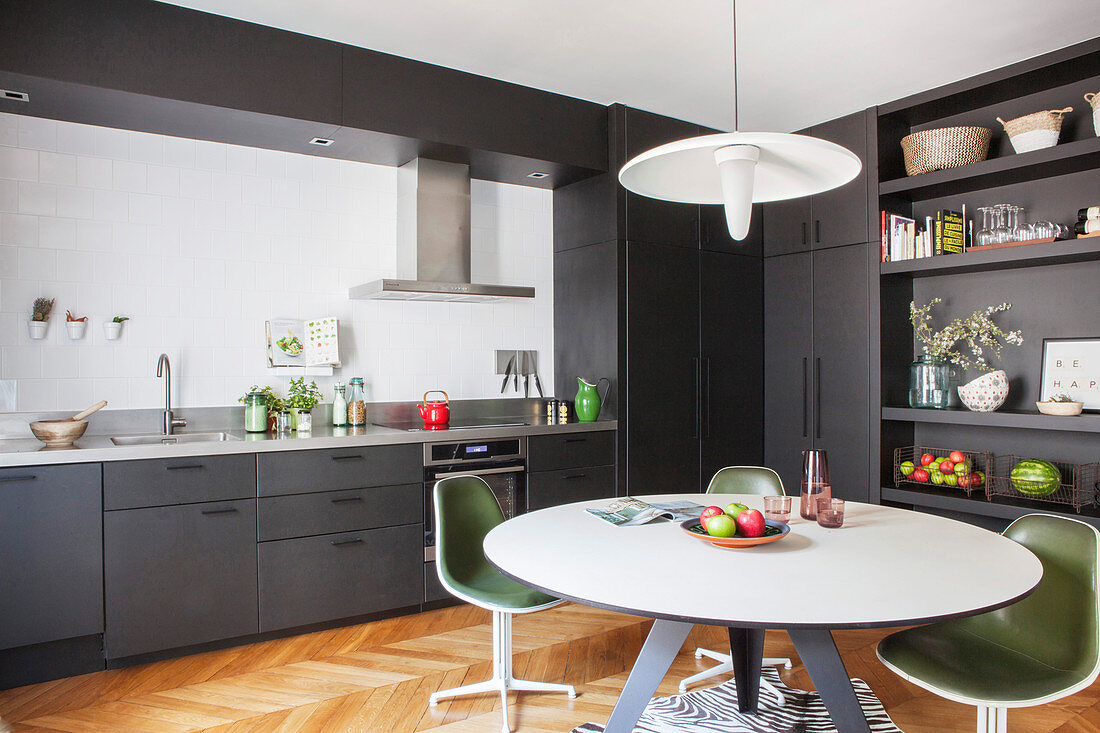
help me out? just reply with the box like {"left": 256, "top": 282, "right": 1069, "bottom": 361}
{"left": 483, "top": 494, "right": 1042, "bottom": 733}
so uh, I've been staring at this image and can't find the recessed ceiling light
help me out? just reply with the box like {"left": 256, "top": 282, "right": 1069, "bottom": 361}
{"left": 1, "top": 89, "right": 29, "bottom": 103}
{"left": 527, "top": 171, "right": 549, "bottom": 179}
{"left": 309, "top": 137, "right": 334, "bottom": 146}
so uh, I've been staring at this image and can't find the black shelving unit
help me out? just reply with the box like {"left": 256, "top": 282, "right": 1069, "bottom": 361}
{"left": 882, "top": 407, "right": 1100, "bottom": 433}
{"left": 881, "top": 485, "right": 1100, "bottom": 530}
{"left": 880, "top": 236, "right": 1100, "bottom": 277}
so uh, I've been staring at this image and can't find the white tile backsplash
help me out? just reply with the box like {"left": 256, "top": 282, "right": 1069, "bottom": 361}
{"left": 1, "top": 112, "right": 554, "bottom": 411}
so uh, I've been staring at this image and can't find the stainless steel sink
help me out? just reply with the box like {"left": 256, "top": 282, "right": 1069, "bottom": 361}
{"left": 111, "top": 432, "right": 241, "bottom": 446}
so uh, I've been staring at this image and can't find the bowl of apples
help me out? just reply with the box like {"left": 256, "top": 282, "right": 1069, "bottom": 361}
{"left": 681, "top": 502, "right": 790, "bottom": 548}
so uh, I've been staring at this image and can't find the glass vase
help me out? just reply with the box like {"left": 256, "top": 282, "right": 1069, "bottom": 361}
{"left": 800, "top": 449, "right": 831, "bottom": 521}
{"left": 909, "top": 355, "right": 951, "bottom": 409}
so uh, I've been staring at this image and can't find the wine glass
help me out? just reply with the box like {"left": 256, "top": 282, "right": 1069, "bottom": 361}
{"left": 975, "top": 207, "right": 995, "bottom": 246}
{"left": 1011, "top": 206, "right": 1032, "bottom": 242}
{"left": 991, "top": 205, "right": 1012, "bottom": 244}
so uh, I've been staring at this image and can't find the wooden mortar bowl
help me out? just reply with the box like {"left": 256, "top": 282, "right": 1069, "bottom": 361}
{"left": 30, "top": 419, "right": 89, "bottom": 446}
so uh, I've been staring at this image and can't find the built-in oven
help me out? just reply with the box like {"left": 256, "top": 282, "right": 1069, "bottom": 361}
{"left": 423, "top": 437, "right": 527, "bottom": 563}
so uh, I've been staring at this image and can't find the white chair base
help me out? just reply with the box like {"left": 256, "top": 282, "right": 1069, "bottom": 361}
{"left": 679, "top": 647, "right": 793, "bottom": 705}
{"left": 429, "top": 610, "right": 576, "bottom": 733}
{"left": 977, "top": 705, "right": 1007, "bottom": 733}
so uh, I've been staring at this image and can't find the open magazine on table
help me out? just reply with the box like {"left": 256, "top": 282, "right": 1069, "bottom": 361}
{"left": 586, "top": 498, "right": 707, "bottom": 527}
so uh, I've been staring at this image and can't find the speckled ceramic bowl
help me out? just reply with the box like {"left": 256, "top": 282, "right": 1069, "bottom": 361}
{"left": 957, "top": 370, "right": 1009, "bottom": 412}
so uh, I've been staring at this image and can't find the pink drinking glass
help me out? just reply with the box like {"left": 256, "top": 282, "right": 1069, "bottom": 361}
{"left": 817, "top": 498, "right": 845, "bottom": 528}
{"left": 764, "top": 495, "right": 791, "bottom": 524}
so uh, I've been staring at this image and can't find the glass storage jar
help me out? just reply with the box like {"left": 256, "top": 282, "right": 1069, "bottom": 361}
{"left": 244, "top": 391, "right": 268, "bottom": 432}
{"left": 347, "top": 377, "right": 366, "bottom": 426}
{"left": 332, "top": 382, "right": 347, "bottom": 426}
{"left": 909, "top": 355, "right": 951, "bottom": 409}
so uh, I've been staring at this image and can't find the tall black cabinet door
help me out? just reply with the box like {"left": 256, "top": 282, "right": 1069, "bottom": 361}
{"left": 763, "top": 253, "right": 813, "bottom": 494}
{"left": 812, "top": 245, "right": 870, "bottom": 502}
{"left": 627, "top": 241, "right": 700, "bottom": 494}
{"left": 623, "top": 109, "right": 700, "bottom": 248}
{"left": 700, "top": 251, "right": 763, "bottom": 482}
{"left": 810, "top": 112, "right": 869, "bottom": 250}
{"left": 762, "top": 198, "right": 812, "bottom": 257}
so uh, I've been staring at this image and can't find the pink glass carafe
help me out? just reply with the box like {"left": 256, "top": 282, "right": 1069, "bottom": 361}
{"left": 800, "top": 449, "right": 832, "bottom": 520}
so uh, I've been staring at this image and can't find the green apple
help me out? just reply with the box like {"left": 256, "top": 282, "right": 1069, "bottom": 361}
{"left": 930, "top": 471, "right": 944, "bottom": 485}
{"left": 724, "top": 502, "right": 749, "bottom": 519}
{"left": 953, "top": 461, "right": 971, "bottom": 476}
{"left": 943, "top": 473, "right": 958, "bottom": 487}
{"left": 900, "top": 460, "right": 915, "bottom": 476}
{"left": 932, "top": 457, "right": 946, "bottom": 467}
{"left": 706, "top": 514, "right": 737, "bottom": 538}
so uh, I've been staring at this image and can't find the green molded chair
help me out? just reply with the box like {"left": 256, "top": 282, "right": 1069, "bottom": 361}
{"left": 429, "top": 475, "right": 575, "bottom": 733}
{"left": 877, "top": 514, "right": 1100, "bottom": 733}
{"left": 679, "top": 466, "right": 793, "bottom": 703}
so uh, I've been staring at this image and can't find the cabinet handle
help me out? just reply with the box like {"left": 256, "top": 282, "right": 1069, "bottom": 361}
{"left": 331, "top": 454, "right": 364, "bottom": 461}
{"left": 692, "top": 357, "right": 700, "bottom": 439}
{"left": 801, "top": 222, "right": 807, "bottom": 246}
{"left": 331, "top": 537, "right": 364, "bottom": 547}
{"left": 0, "top": 474, "right": 36, "bottom": 482}
{"left": 802, "top": 357, "right": 809, "bottom": 438}
{"left": 331, "top": 496, "right": 363, "bottom": 504}
{"left": 167, "top": 463, "right": 204, "bottom": 471}
{"left": 815, "top": 220, "right": 821, "bottom": 244}
{"left": 201, "top": 507, "right": 238, "bottom": 515}
{"left": 815, "top": 357, "right": 822, "bottom": 440}
{"left": 564, "top": 438, "right": 588, "bottom": 443}
{"left": 702, "top": 357, "right": 711, "bottom": 439}
{"left": 564, "top": 473, "right": 588, "bottom": 480}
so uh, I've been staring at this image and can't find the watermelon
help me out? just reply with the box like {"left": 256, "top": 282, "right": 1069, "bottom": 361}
{"left": 1010, "top": 459, "right": 1061, "bottom": 497}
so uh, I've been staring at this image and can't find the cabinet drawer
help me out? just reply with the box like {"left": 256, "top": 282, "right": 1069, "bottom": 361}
{"left": 0, "top": 464, "right": 103, "bottom": 650}
{"left": 258, "top": 524, "right": 422, "bottom": 632}
{"left": 528, "top": 431, "right": 614, "bottom": 472}
{"left": 258, "top": 444, "right": 421, "bottom": 496}
{"left": 104, "top": 454, "right": 255, "bottom": 510}
{"left": 528, "top": 464, "right": 616, "bottom": 511}
{"left": 104, "top": 499, "right": 257, "bottom": 659}
{"left": 258, "top": 483, "right": 421, "bottom": 541}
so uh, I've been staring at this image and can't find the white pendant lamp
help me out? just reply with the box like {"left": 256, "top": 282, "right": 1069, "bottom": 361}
{"left": 617, "top": 5, "right": 861, "bottom": 241}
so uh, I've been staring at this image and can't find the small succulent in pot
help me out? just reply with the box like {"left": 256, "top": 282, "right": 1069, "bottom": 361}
{"left": 1047, "top": 393, "right": 1076, "bottom": 403}
{"left": 104, "top": 315, "right": 129, "bottom": 340}
{"left": 1036, "top": 392, "right": 1084, "bottom": 416}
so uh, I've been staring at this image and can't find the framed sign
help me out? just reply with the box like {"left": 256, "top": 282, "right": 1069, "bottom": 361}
{"left": 1039, "top": 337, "right": 1100, "bottom": 410}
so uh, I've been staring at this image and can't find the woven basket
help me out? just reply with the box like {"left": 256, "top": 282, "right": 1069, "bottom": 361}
{"left": 1086, "top": 93, "right": 1100, "bottom": 136}
{"left": 900, "top": 126, "right": 992, "bottom": 176}
{"left": 997, "top": 108, "right": 1072, "bottom": 153}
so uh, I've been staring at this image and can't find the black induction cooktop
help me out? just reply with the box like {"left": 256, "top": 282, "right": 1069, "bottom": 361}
{"left": 372, "top": 418, "right": 529, "bottom": 432}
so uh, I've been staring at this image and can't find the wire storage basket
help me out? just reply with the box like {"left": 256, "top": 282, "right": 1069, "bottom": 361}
{"left": 988, "top": 455, "right": 1099, "bottom": 512}
{"left": 900, "top": 126, "right": 992, "bottom": 176}
{"left": 893, "top": 445, "right": 993, "bottom": 497}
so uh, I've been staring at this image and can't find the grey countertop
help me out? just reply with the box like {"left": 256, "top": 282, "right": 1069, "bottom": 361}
{"left": 0, "top": 418, "right": 617, "bottom": 467}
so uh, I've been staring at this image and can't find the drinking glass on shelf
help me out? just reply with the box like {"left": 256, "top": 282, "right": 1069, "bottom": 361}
{"left": 975, "top": 206, "right": 995, "bottom": 246}
{"left": 1056, "top": 223, "right": 1072, "bottom": 238}
{"left": 991, "top": 204, "right": 1012, "bottom": 244}
{"left": 817, "top": 498, "right": 845, "bottom": 529}
{"left": 1031, "top": 220, "right": 1056, "bottom": 239}
{"left": 764, "top": 495, "right": 792, "bottom": 524}
{"left": 1010, "top": 206, "right": 1032, "bottom": 242}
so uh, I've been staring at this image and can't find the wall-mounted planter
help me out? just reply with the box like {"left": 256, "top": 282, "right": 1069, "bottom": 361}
{"left": 27, "top": 320, "right": 48, "bottom": 339}
{"left": 103, "top": 322, "right": 123, "bottom": 340}
{"left": 66, "top": 321, "right": 87, "bottom": 340}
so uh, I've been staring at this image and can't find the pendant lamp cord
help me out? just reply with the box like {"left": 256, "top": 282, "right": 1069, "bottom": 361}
{"left": 732, "top": 0, "right": 738, "bottom": 131}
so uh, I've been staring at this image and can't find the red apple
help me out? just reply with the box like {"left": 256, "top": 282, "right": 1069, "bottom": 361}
{"left": 939, "top": 460, "right": 955, "bottom": 474}
{"left": 920, "top": 453, "right": 936, "bottom": 466}
{"left": 700, "top": 506, "right": 725, "bottom": 529}
{"left": 735, "top": 508, "right": 766, "bottom": 538}
{"left": 912, "top": 468, "right": 930, "bottom": 483}
{"left": 957, "top": 474, "right": 971, "bottom": 489}
{"left": 949, "top": 450, "right": 966, "bottom": 464}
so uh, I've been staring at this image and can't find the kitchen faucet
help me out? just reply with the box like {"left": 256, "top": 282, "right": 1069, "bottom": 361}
{"left": 156, "top": 353, "right": 187, "bottom": 435}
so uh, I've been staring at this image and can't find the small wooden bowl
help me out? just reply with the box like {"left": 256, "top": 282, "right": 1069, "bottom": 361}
{"left": 1036, "top": 401, "right": 1084, "bottom": 416}
{"left": 29, "top": 419, "right": 89, "bottom": 446}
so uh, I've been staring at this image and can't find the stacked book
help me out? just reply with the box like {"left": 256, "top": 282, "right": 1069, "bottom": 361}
{"left": 881, "top": 210, "right": 964, "bottom": 262}
{"left": 1076, "top": 205, "right": 1100, "bottom": 236}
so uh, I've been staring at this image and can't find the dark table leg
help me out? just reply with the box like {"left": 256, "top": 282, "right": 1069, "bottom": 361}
{"left": 787, "top": 628, "right": 871, "bottom": 733}
{"left": 603, "top": 619, "right": 693, "bottom": 733}
{"left": 727, "top": 626, "right": 764, "bottom": 712}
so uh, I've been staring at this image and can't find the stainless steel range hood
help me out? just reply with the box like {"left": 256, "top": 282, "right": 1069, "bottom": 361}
{"left": 349, "top": 158, "right": 535, "bottom": 303}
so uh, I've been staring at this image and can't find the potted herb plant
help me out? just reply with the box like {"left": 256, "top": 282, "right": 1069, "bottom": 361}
{"left": 28, "top": 297, "right": 54, "bottom": 339}
{"left": 104, "top": 315, "right": 129, "bottom": 340}
{"left": 65, "top": 310, "right": 89, "bottom": 340}
{"left": 238, "top": 385, "right": 285, "bottom": 432}
{"left": 909, "top": 298, "right": 1023, "bottom": 411}
{"left": 286, "top": 377, "right": 323, "bottom": 431}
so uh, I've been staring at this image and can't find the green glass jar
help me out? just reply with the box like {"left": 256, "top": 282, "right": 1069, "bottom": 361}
{"left": 244, "top": 391, "right": 268, "bottom": 432}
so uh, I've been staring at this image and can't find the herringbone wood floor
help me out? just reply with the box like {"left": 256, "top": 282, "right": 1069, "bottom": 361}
{"left": 2, "top": 603, "right": 1099, "bottom": 732}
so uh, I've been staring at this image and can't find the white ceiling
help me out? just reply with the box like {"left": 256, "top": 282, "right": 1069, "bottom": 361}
{"left": 160, "top": 0, "right": 1100, "bottom": 133}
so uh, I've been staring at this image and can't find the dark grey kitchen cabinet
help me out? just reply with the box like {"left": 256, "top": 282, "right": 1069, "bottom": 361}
{"left": 623, "top": 108, "right": 701, "bottom": 249}
{"left": 0, "top": 464, "right": 102, "bottom": 651}
{"left": 257, "top": 445, "right": 421, "bottom": 496}
{"left": 103, "top": 453, "right": 255, "bottom": 510}
{"left": 763, "top": 244, "right": 870, "bottom": 501}
{"left": 527, "top": 465, "right": 616, "bottom": 512}
{"left": 104, "top": 499, "right": 257, "bottom": 659}
{"left": 258, "top": 484, "right": 421, "bottom": 542}
{"left": 528, "top": 432, "right": 615, "bottom": 473}
{"left": 762, "top": 112, "right": 870, "bottom": 256}
{"left": 258, "top": 524, "right": 421, "bottom": 632}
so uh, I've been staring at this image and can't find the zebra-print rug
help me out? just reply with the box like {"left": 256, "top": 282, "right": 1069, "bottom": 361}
{"left": 571, "top": 667, "right": 902, "bottom": 732}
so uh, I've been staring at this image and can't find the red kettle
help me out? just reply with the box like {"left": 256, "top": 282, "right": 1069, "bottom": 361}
{"left": 418, "top": 390, "right": 450, "bottom": 426}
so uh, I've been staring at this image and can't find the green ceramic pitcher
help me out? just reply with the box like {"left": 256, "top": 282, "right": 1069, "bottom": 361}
{"left": 574, "top": 377, "right": 610, "bottom": 422}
